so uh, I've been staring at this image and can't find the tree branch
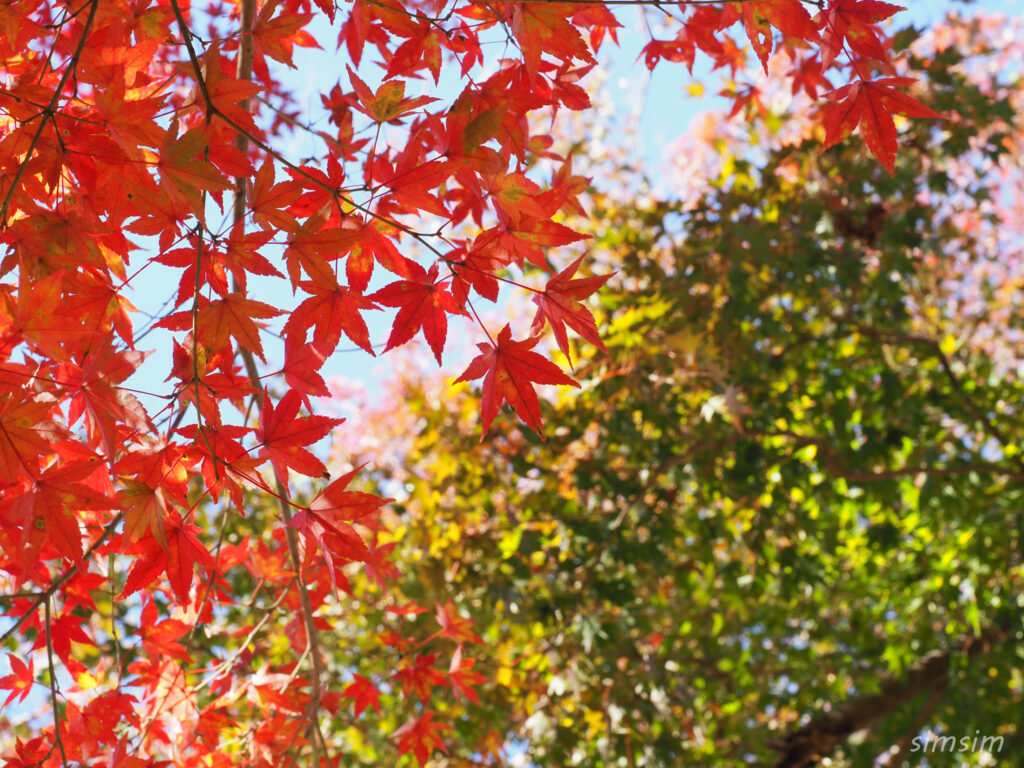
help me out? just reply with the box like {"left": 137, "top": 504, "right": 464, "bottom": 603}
{"left": 767, "top": 624, "right": 1015, "bottom": 768}
{"left": 42, "top": 599, "right": 70, "bottom": 768}
{"left": 885, "top": 683, "right": 946, "bottom": 766}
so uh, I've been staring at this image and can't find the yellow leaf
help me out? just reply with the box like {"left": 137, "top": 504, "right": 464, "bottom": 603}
{"left": 939, "top": 333, "right": 957, "bottom": 356}
{"left": 496, "top": 667, "right": 513, "bottom": 687}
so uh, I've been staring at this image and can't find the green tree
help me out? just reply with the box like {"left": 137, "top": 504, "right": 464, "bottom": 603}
{"left": 335, "top": 16, "right": 1024, "bottom": 767}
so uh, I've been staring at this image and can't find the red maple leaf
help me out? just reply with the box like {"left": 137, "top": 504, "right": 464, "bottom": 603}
{"left": 256, "top": 390, "right": 344, "bottom": 483}
{"left": 742, "top": 0, "right": 819, "bottom": 72}
{"left": 370, "top": 260, "right": 460, "bottom": 364}
{"left": 394, "top": 712, "right": 451, "bottom": 766}
{"left": 510, "top": 3, "right": 595, "bottom": 81}
{"left": 531, "top": 254, "right": 612, "bottom": 367}
{"left": 279, "top": 337, "right": 331, "bottom": 400}
{"left": 61, "top": 344, "right": 152, "bottom": 462}
{"left": 158, "top": 293, "right": 283, "bottom": 363}
{"left": 0, "top": 390, "right": 65, "bottom": 480}
{"left": 434, "top": 600, "right": 483, "bottom": 645}
{"left": 285, "top": 279, "right": 378, "bottom": 356}
{"left": 393, "top": 653, "right": 446, "bottom": 702}
{"left": 455, "top": 324, "right": 579, "bottom": 437}
{"left": 822, "top": 77, "right": 944, "bottom": 174}
{"left": 247, "top": 160, "right": 300, "bottom": 232}
{"left": 819, "top": 0, "right": 904, "bottom": 68}
{"left": 288, "top": 468, "right": 390, "bottom": 590}
{"left": 0, "top": 654, "right": 34, "bottom": 707}
{"left": 118, "top": 479, "right": 170, "bottom": 550}
{"left": 346, "top": 66, "right": 436, "bottom": 123}
{"left": 139, "top": 599, "right": 190, "bottom": 661}
{"left": 77, "top": 690, "right": 140, "bottom": 745}
{"left": 342, "top": 673, "right": 381, "bottom": 718}
{"left": 37, "top": 612, "right": 93, "bottom": 666}
{"left": 447, "top": 647, "right": 487, "bottom": 703}
{"left": 120, "top": 511, "right": 216, "bottom": 605}
{"left": 11, "top": 459, "right": 117, "bottom": 568}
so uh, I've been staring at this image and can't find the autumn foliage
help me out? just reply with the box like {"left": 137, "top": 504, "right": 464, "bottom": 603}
{"left": 0, "top": 0, "right": 941, "bottom": 764}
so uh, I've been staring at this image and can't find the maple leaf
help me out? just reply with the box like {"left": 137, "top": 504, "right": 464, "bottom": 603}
{"left": 393, "top": 653, "right": 447, "bottom": 702}
{"left": 198, "top": 293, "right": 283, "bottom": 363}
{"left": 394, "top": 712, "right": 451, "bottom": 766}
{"left": 118, "top": 479, "right": 170, "bottom": 551}
{"left": 386, "top": 601, "right": 428, "bottom": 617}
{"left": 139, "top": 599, "right": 190, "bottom": 661}
{"left": 256, "top": 390, "right": 344, "bottom": 483}
{"left": 531, "top": 255, "right": 612, "bottom": 367}
{"left": 157, "top": 293, "right": 283, "bottom": 362}
{"left": 0, "top": 654, "right": 34, "bottom": 707}
{"left": 370, "top": 261, "right": 460, "bottom": 364}
{"left": 484, "top": 216, "right": 590, "bottom": 270}
{"left": 219, "top": 227, "right": 285, "bottom": 294}
{"left": 156, "top": 124, "right": 233, "bottom": 214}
{"left": 788, "top": 54, "right": 832, "bottom": 100}
{"left": 285, "top": 279, "right": 378, "bottom": 356}
{"left": 0, "top": 393, "right": 63, "bottom": 480}
{"left": 342, "top": 673, "right": 381, "bottom": 718}
{"left": 11, "top": 459, "right": 117, "bottom": 568}
{"left": 447, "top": 647, "right": 487, "bottom": 703}
{"left": 346, "top": 66, "right": 436, "bottom": 123}
{"left": 251, "top": 0, "right": 317, "bottom": 74}
{"left": 281, "top": 211, "right": 351, "bottom": 289}
{"left": 247, "top": 160, "right": 301, "bottom": 232}
{"left": 822, "top": 77, "right": 944, "bottom": 174}
{"left": 455, "top": 324, "right": 579, "bottom": 437}
{"left": 376, "top": 156, "right": 453, "bottom": 217}
{"left": 61, "top": 344, "right": 152, "bottom": 463}
{"left": 120, "top": 511, "right": 216, "bottom": 605}
{"left": 510, "top": 3, "right": 595, "bottom": 81}
{"left": 77, "top": 690, "right": 140, "bottom": 745}
{"left": 742, "top": 0, "right": 818, "bottom": 72}
{"left": 33, "top": 612, "right": 92, "bottom": 666}
{"left": 198, "top": 44, "right": 262, "bottom": 135}
{"left": 288, "top": 468, "right": 390, "bottom": 590}
{"left": 386, "top": 28, "right": 444, "bottom": 84}
{"left": 434, "top": 601, "right": 483, "bottom": 644}
{"left": 280, "top": 337, "right": 331, "bottom": 400}
{"left": 819, "top": 0, "right": 904, "bottom": 69}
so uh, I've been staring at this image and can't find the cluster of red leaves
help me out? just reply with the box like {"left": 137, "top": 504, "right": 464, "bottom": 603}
{"left": 0, "top": 0, "right": 933, "bottom": 763}
{"left": 642, "top": 0, "right": 942, "bottom": 172}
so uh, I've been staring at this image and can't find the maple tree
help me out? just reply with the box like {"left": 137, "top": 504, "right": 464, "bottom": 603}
{"left": 0, "top": 0, "right": 948, "bottom": 763}
{"left": 330, "top": 13, "right": 1024, "bottom": 767}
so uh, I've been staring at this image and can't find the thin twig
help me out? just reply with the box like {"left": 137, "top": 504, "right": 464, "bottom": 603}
{"left": 43, "top": 600, "right": 70, "bottom": 768}
{"left": 167, "top": 0, "right": 215, "bottom": 116}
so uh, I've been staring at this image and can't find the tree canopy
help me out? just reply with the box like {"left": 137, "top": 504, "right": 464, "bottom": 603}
{"left": 330, "top": 14, "right": 1024, "bottom": 767}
